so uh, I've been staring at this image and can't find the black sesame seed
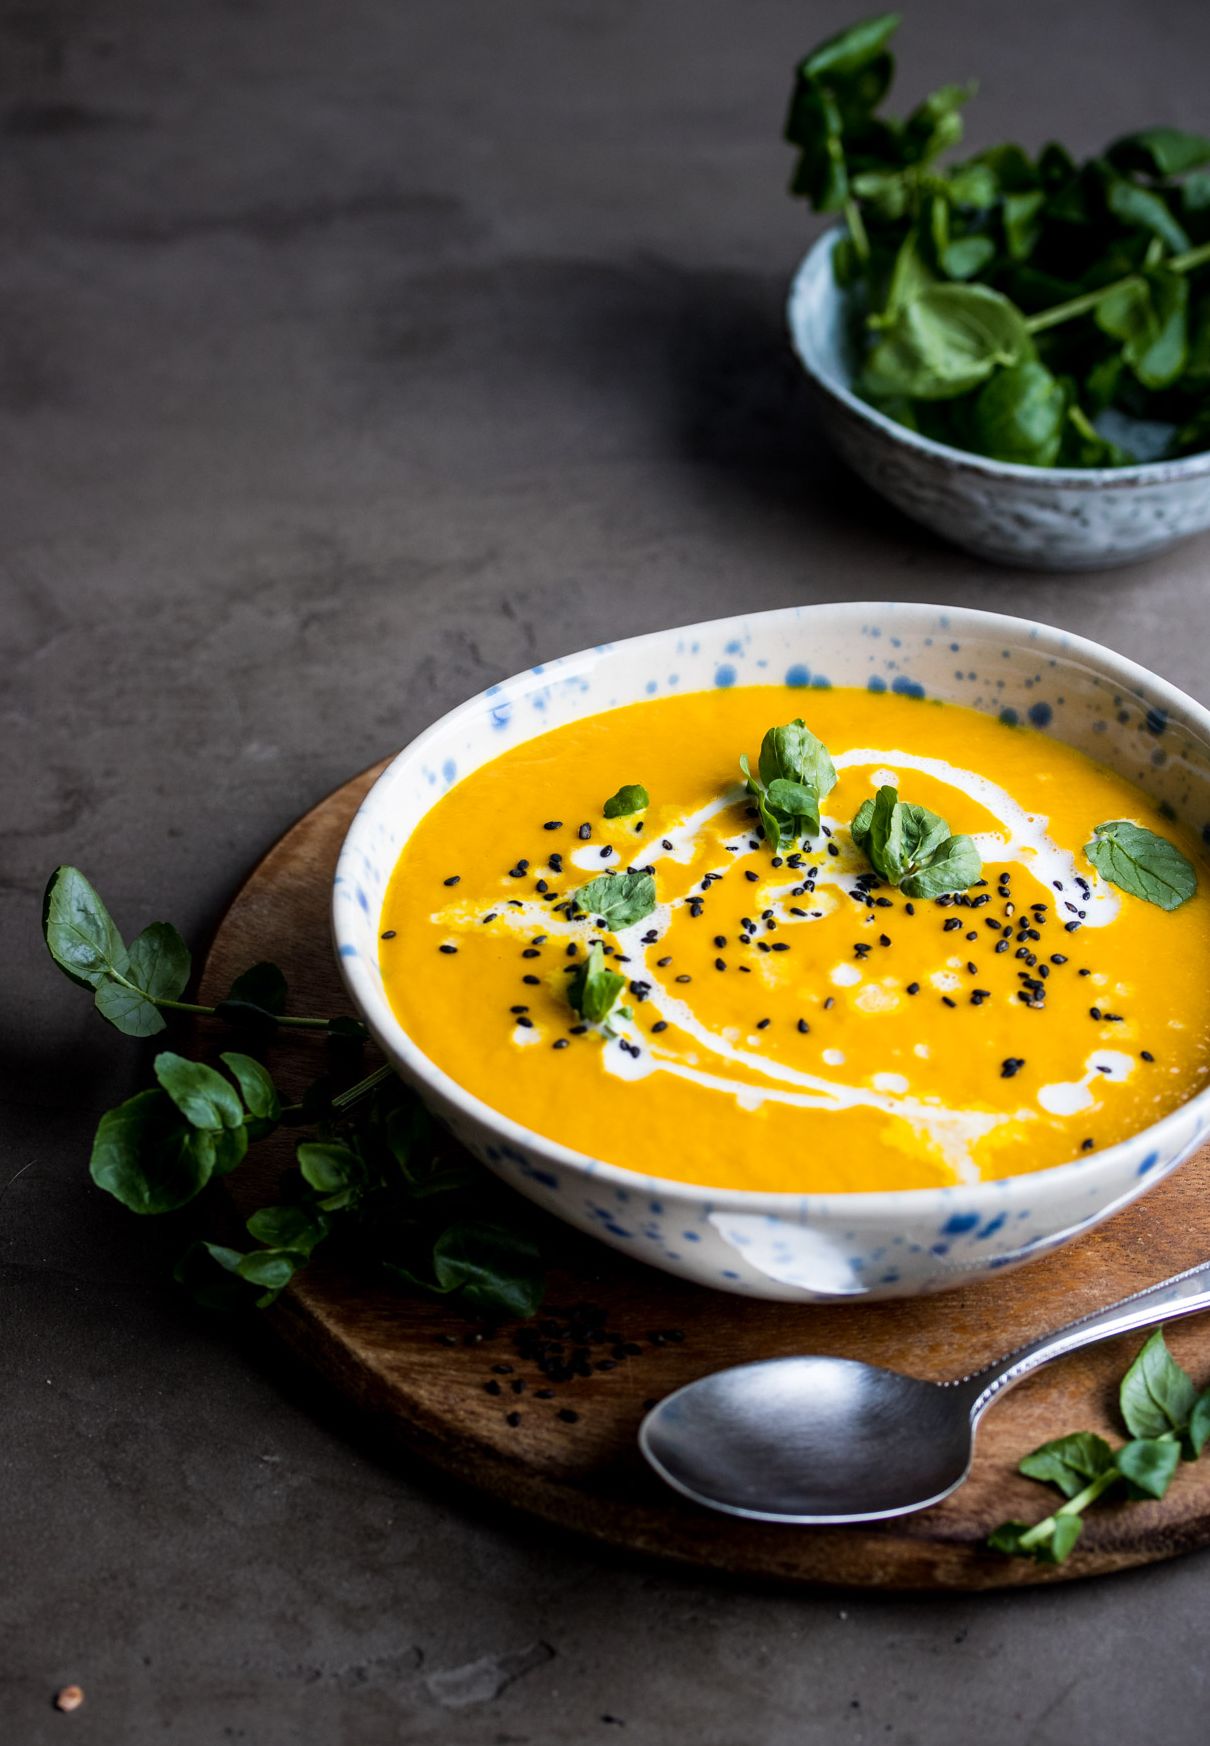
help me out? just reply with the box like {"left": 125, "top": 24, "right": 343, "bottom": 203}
{"left": 905, "top": 982, "right": 920, "bottom": 995}
{"left": 675, "top": 974, "right": 692, "bottom": 984}
{"left": 797, "top": 1018, "right": 810, "bottom": 1034}
{"left": 481, "top": 912, "right": 497, "bottom": 924}
{"left": 522, "top": 973, "right": 540, "bottom": 985}
{"left": 824, "top": 997, "right": 835, "bottom": 1010}
{"left": 557, "top": 1408, "right": 579, "bottom": 1424}
{"left": 438, "top": 943, "right": 458, "bottom": 954}
{"left": 484, "top": 1380, "right": 502, "bottom": 1396}
{"left": 941, "top": 995, "right": 956, "bottom": 1008}
{"left": 714, "top": 957, "right": 727, "bottom": 972}
{"left": 380, "top": 929, "right": 396, "bottom": 940}
{"left": 943, "top": 918, "right": 962, "bottom": 932}
{"left": 1000, "top": 1058, "right": 1024, "bottom": 1078}
{"left": 1090, "top": 1006, "right": 1102, "bottom": 1020}
{"left": 544, "top": 820, "right": 562, "bottom": 831}
{"left": 651, "top": 1020, "right": 668, "bottom": 1034}
{"left": 879, "top": 933, "right": 891, "bottom": 948}
{"left": 745, "top": 869, "right": 759, "bottom": 882}
{"left": 443, "top": 875, "right": 461, "bottom": 886}
{"left": 552, "top": 1038, "right": 569, "bottom": 1050}
{"left": 521, "top": 947, "right": 541, "bottom": 959}
{"left": 516, "top": 1016, "right": 534, "bottom": 1029}
{"left": 578, "top": 823, "right": 591, "bottom": 840}
{"left": 506, "top": 1411, "right": 522, "bottom": 1427}
{"left": 1081, "top": 1138, "right": 1095, "bottom": 1152}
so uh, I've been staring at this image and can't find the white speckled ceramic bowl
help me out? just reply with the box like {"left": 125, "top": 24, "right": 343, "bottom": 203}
{"left": 788, "top": 231, "right": 1210, "bottom": 570}
{"left": 334, "top": 603, "right": 1210, "bottom": 1301}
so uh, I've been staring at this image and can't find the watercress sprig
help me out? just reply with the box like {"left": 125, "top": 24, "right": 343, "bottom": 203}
{"left": 741, "top": 719, "right": 838, "bottom": 851}
{"left": 566, "top": 940, "right": 626, "bottom": 1026}
{"left": 990, "top": 1329, "right": 1210, "bottom": 1564}
{"left": 850, "top": 784, "right": 981, "bottom": 896}
{"left": 45, "top": 868, "right": 544, "bottom": 1320}
{"left": 43, "top": 866, "right": 365, "bottom": 1039}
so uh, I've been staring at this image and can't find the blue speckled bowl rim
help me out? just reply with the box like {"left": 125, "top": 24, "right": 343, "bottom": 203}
{"left": 334, "top": 600, "right": 1210, "bottom": 1212}
{"left": 788, "top": 230, "right": 1210, "bottom": 489}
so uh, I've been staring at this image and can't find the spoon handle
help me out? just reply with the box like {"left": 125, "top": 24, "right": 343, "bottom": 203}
{"left": 964, "top": 1258, "right": 1210, "bottom": 1420}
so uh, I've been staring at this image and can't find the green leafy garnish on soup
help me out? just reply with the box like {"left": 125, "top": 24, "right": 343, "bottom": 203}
{"left": 851, "top": 784, "right": 981, "bottom": 897}
{"left": 741, "top": 719, "right": 837, "bottom": 850}
{"left": 566, "top": 941, "right": 626, "bottom": 1025}
{"left": 571, "top": 870, "right": 656, "bottom": 930}
{"left": 1085, "top": 820, "right": 1197, "bottom": 910}
{"left": 603, "top": 783, "right": 649, "bottom": 818}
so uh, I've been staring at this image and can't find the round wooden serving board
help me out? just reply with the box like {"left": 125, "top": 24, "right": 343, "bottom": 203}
{"left": 200, "top": 765, "right": 1210, "bottom": 1590}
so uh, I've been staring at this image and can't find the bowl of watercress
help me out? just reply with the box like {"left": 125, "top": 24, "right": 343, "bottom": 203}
{"left": 783, "top": 14, "right": 1210, "bottom": 569}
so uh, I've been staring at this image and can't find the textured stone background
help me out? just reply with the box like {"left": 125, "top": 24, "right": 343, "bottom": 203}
{"left": 4, "top": 1, "right": 1210, "bottom": 1740}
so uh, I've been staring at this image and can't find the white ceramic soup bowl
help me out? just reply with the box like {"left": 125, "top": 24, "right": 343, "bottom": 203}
{"left": 334, "top": 603, "right": 1210, "bottom": 1302}
{"left": 788, "top": 231, "right": 1210, "bottom": 571}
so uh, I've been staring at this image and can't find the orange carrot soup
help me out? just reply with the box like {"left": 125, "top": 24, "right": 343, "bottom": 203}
{"left": 379, "top": 689, "right": 1210, "bottom": 1193}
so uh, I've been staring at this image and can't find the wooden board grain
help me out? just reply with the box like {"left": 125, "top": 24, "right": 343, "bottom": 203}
{"left": 200, "top": 765, "right": 1210, "bottom": 1589}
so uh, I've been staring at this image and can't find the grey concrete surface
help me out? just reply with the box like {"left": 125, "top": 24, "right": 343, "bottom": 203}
{"left": 4, "top": 1, "right": 1210, "bottom": 1740}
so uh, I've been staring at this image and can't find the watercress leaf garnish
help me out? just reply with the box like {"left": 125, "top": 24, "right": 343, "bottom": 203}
{"left": 862, "top": 283, "right": 1033, "bottom": 401}
{"left": 153, "top": 1051, "right": 246, "bottom": 1132}
{"left": 296, "top": 1140, "right": 361, "bottom": 1209}
{"left": 1085, "top": 821, "right": 1197, "bottom": 911}
{"left": 220, "top": 1051, "right": 280, "bottom": 1125}
{"left": 801, "top": 12, "right": 900, "bottom": 86}
{"left": 430, "top": 1219, "right": 544, "bottom": 1319}
{"left": 43, "top": 865, "right": 129, "bottom": 991}
{"left": 969, "top": 361, "right": 1067, "bottom": 466}
{"left": 235, "top": 1249, "right": 300, "bottom": 1297}
{"left": 1095, "top": 271, "right": 1190, "bottom": 391}
{"left": 93, "top": 979, "right": 168, "bottom": 1039}
{"left": 896, "top": 801, "right": 952, "bottom": 868}
{"left": 215, "top": 960, "right": 288, "bottom": 1027}
{"left": 900, "top": 833, "right": 982, "bottom": 899}
{"left": 1106, "top": 175, "right": 1191, "bottom": 254}
{"left": 1108, "top": 127, "right": 1210, "bottom": 179}
{"left": 90, "top": 1089, "right": 217, "bottom": 1214}
{"left": 850, "top": 796, "right": 875, "bottom": 845}
{"left": 1119, "top": 1328, "right": 1198, "bottom": 1437}
{"left": 758, "top": 720, "right": 838, "bottom": 802}
{"left": 572, "top": 870, "right": 657, "bottom": 930}
{"left": 765, "top": 778, "right": 822, "bottom": 833}
{"left": 1189, "top": 1390, "right": 1210, "bottom": 1458}
{"left": 603, "top": 783, "right": 649, "bottom": 818}
{"left": 246, "top": 1204, "right": 328, "bottom": 1255}
{"left": 1042, "top": 1514, "right": 1085, "bottom": 1563}
{"left": 210, "top": 1123, "right": 249, "bottom": 1177}
{"left": 1018, "top": 1430, "right": 1117, "bottom": 1499}
{"left": 1117, "top": 1436, "right": 1182, "bottom": 1500}
{"left": 566, "top": 941, "right": 626, "bottom": 1026}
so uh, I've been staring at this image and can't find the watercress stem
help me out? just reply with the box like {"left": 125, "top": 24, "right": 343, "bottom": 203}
{"left": 1016, "top": 1467, "right": 1121, "bottom": 1549}
{"left": 154, "top": 996, "right": 333, "bottom": 1031}
{"left": 1024, "top": 239, "right": 1210, "bottom": 334}
{"left": 331, "top": 1065, "right": 394, "bottom": 1111}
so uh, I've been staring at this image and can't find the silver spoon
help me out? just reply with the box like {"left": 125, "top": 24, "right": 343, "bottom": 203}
{"left": 638, "top": 1258, "right": 1210, "bottom": 1523}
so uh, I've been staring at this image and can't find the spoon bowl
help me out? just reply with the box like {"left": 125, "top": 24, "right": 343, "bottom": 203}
{"left": 640, "top": 1357, "right": 975, "bottom": 1523}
